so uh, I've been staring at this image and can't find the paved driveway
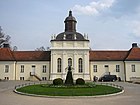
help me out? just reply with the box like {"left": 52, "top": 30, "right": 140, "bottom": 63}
{"left": 0, "top": 81, "right": 140, "bottom": 105}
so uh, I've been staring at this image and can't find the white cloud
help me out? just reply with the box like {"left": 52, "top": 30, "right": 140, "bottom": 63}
{"left": 132, "top": 21, "right": 140, "bottom": 37}
{"left": 72, "top": 0, "right": 115, "bottom": 15}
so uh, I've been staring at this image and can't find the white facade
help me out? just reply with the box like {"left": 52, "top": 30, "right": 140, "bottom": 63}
{"left": 90, "top": 61, "right": 125, "bottom": 81}
{"left": 125, "top": 61, "right": 140, "bottom": 81}
{"left": 15, "top": 61, "right": 50, "bottom": 81}
{"left": 50, "top": 41, "right": 90, "bottom": 80}
{"left": 0, "top": 61, "right": 16, "bottom": 80}
{"left": 0, "top": 59, "right": 140, "bottom": 81}
{"left": 0, "top": 61, "right": 50, "bottom": 81}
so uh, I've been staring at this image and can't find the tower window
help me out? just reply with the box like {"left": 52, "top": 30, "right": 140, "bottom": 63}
{"left": 78, "top": 58, "right": 83, "bottom": 73}
{"left": 57, "top": 58, "right": 62, "bottom": 73}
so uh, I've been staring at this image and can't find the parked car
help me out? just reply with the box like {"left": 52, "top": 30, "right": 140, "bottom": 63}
{"left": 99, "top": 75, "right": 117, "bottom": 82}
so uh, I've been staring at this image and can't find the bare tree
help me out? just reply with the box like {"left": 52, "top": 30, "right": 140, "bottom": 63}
{"left": 0, "top": 26, "right": 11, "bottom": 48}
{"left": 35, "top": 46, "right": 46, "bottom": 51}
{"left": 0, "top": 26, "right": 18, "bottom": 50}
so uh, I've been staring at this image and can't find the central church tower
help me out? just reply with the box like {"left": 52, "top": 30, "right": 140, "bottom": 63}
{"left": 50, "top": 11, "right": 90, "bottom": 80}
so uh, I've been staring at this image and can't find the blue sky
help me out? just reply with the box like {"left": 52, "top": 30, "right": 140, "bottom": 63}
{"left": 0, "top": 0, "right": 140, "bottom": 50}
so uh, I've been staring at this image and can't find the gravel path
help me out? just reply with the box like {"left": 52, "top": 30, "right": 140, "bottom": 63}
{"left": 0, "top": 81, "right": 140, "bottom": 105}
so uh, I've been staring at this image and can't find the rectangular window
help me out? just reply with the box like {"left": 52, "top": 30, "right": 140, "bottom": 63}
{"left": 42, "top": 65, "right": 47, "bottom": 73}
{"left": 20, "top": 77, "right": 24, "bottom": 80}
{"left": 5, "top": 65, "right": 9, "bottom": 73}
{"left": 4, "top": 77, "right": 9, "bottom": 80}
{"left": 131, "top": 65, "right": 135, "bottom": 72}
{"left": 42, "top": 77, "right": 47, "bottom": 81}
{"left": 93, "top": 65, "right": 97, "bottom": 72}
{"left": 20, "top": 65, "right": 24, "bottom": 73}
{"left": 116, "top": 65, "right": 120, "bottom": 72}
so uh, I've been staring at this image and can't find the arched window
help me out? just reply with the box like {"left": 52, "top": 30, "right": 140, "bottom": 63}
{"left": 78, "top": 58, "right": 83, "bottom": 73}
{"left": 68, "top": 58, "right": 72, "bottom": 67}
{"left": 57, "top": 58, "right": 62, "bottom": 72}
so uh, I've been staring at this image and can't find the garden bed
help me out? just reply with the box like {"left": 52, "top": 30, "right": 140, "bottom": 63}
{"left": 16, "top": 83, "right": 122, "bottom": 96}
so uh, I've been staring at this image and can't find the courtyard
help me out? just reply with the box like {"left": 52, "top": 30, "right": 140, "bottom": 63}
{"left": 0, "top": 81, "right": 140, "bottom": 105}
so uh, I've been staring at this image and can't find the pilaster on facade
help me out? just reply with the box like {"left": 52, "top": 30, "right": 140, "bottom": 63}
{"left": 73, "top": 52, "right": 77, "bottom": 74}
{"left": 62, "top": 52, "right": 66, "bottom": 79}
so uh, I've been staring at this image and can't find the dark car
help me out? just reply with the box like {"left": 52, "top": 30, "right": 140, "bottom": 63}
{"left": 99, "top": 75, "right": 117, "bottom": 82}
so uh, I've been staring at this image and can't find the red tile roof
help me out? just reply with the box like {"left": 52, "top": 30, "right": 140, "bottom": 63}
{"left": 0, "top": 48, "right": 15, "bottom": 61}
{"left": 89, "top": 50, "right": 128, "bottom": 61}
{"left": 13, "top": 51, "right": 51, "bottom": 61}
{"left": 0, "top": 48, "right": 51, "bottom": 61}
{"left": 126, "top": 48, "right": 140, "bottom": 61}
{"left": 0, "top": 47, "right": 140, "bottom": 61}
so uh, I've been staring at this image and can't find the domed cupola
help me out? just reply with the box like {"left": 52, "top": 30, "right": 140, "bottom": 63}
{"left": 64, "top": 10, "right": 77, "bottom": 32}
{"left": 51, "top": 11, "right": 89, "bottom": 41}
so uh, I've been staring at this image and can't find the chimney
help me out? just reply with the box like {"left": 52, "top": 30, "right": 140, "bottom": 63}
{"left": 132, "top": 43, "right": 138, "bottom": 48}
{"left": 3, "top": 43, "right": 10, "bottom": 48}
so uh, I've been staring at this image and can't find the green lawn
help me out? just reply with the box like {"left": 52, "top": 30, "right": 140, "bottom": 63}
{"left": 16, "top": 84, "right": 122, "bottom": 96}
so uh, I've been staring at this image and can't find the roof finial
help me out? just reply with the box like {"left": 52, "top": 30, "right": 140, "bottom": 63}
{"left": 69, "top": 10, "right": 72, "bottom": 16}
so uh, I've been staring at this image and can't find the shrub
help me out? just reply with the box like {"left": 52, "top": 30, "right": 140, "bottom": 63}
{"left": 53, "top": 78, "right": 63, "bottom": 85}
{"left": 76, "top": 78, "right": 85, "bottom": 85}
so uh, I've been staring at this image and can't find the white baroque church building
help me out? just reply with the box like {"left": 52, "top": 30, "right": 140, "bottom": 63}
{"left": 0, "top": 11, "right": 140, "bottom": 81}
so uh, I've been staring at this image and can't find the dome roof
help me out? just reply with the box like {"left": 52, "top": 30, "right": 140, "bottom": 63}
{"left": 51, "top": 11, "right": 89, "bottom": 41}
{"left": 55, "top": 31, "right": 86, "bottom": 41}
{"left": 64, "top": 11, "right": 76, "bottom": 22}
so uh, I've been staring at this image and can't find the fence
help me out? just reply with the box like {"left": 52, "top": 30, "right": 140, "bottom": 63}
{"left": 14, "top": 81, "right": 51, "bottom": 90}
{"left": 15, "top": 82, "right": 124, "bottom": 90}
{"left": 99, "top": 83, "right": 124, "bottom": 90}
{"left": 14, "top": 82, "right": 124, "bottom": 97}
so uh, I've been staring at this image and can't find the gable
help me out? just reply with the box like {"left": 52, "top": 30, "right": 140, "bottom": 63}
{"left": 0, "top": 48, "right": 15, "bottom": 61}
{"left": 126, "top": 48, "right": 140, "bottom": 61}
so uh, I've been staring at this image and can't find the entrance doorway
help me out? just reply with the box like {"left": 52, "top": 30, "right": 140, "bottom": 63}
{"left": 31, "top": 65, "right": 36, "bottom": 75}
{"left": 104, "top": 65, "right": 110, "bottom": 75}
